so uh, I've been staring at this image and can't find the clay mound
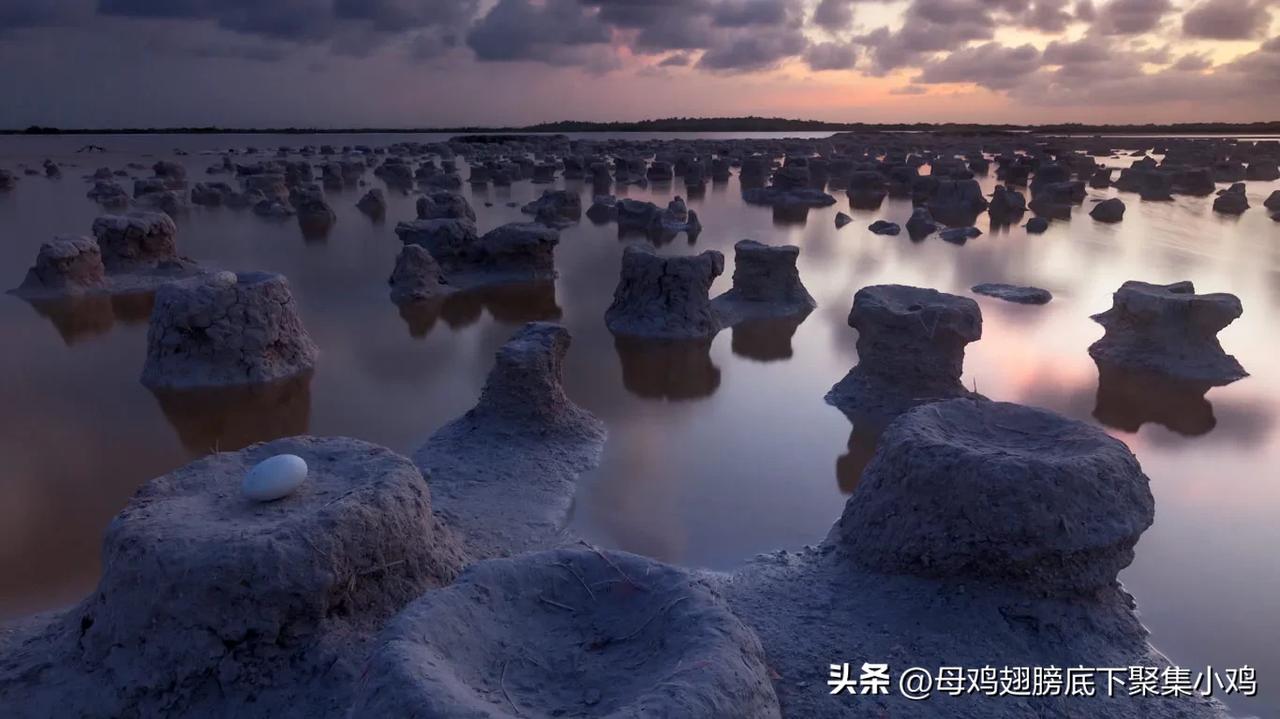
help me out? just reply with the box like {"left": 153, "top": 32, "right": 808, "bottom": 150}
{"left": 835, "top": 398, "right": 1154, "bottom": 595}
{"left": 13, "top": 235, "right": 105, "bottom": 296}
{"left": 351, "top": 548, "right": 780, "bottom": 719}
{"left": 1089, "top": 280, "right": 1246, "bottom": 386}
{"left": 91, "top": 211, "right": 179, "bottom": 271}
{"left": 75, "top": 436, "right": 465, "bottom": 712}
{"left": 712, "top": 239, "right": 816, "bottom": 327}
{"left": 141, "top": 270, "right": 319, "bottom": 389}
{"left": 826, "top": 284, "right": 982, "bottom": 422}
{"left": 415, "top": 323, "right": 606, "bottom": 557}
{"left": 605, "top": 244, "right": 724, "bottom": 340}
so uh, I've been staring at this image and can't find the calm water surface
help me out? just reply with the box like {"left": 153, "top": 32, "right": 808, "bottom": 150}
{"left": 0, "top": 133, "right": 1277, "bottom": 715}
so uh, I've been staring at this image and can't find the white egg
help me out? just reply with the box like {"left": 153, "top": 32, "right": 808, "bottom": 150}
{"left": 241, "top": 454, "right": 308, "bottom": 502}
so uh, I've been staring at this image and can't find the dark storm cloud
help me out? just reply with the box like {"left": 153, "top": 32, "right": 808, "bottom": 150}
{"left": 1091, "top": 0, "right": 1174, "bottom": 35}
{"left": 1182, "top": 0, "right": 1273, "bottom": 40}
{"left": 1042, "top": 35, "right": 1110, "bottom": 64}
{"left": 0, "top": 0, "right": 93, "bottom": 29}
{"left": 334, "top": 0, "right": 479, "bottom": 31}
{"left": 696, "top": 26, "right": 807, "bottom": 71}
{"left": 710, "top": 0, "right": 791, "bottom": 26}
{"left": 97, "top": 0, "right": 478, "bottom": 40}
{"left": 466, "top": 0, "right": 612, "bottom": 64}
{"left": 804, "top": 40, "right": 858, "bottom": 70}
{"left": 914, "top": 42, "right": 1041, "bottom": 89}
{"left": 812, "top": 0, "right": 856, "bottom": 29}
{"left": 857, "top": 0, "right": 1000, "bottom": 74}
{"left": 1020, "top": 0, "right": 1076, "bottom": 32}
{"left": 1171, "top": 52, "right": 1212, "bottom": 70}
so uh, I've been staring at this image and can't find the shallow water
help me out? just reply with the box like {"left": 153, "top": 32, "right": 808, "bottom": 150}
{"left": 0, "top": 133, "right": 1277, "bottom": 715}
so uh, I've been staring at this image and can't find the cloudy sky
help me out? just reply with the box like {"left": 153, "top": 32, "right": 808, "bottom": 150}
{"left": 0, "top": 0, "right": 1276, "bottom": 127}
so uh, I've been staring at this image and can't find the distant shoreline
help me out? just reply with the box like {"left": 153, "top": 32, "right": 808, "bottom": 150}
{"left": 4, "top": 117, "right": 1279, "bottom": 137}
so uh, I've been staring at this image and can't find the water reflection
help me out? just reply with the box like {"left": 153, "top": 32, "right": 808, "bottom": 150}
{"left": 729, "top": 314, "right": 810, "bottom": 362}
{"left": 21, "top": 291, "right": 154, "bottom": 345}
{"left": 396, "top": 281, "right": 562, "bottom": 338}
{"left": 613, "top": 336, "right": 720, "bottom": 400}
{"left": 150, "top": 373, "right": 313, "bottom": 453}
{"left": 835, "top": 419, "right": 889, "bottom": 495}
{"left": 1093, "top": 362, "right": 1217, "bottom": 436}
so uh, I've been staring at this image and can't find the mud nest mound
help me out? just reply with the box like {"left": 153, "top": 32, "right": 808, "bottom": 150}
{"left": 834, "top": 398, "right": 1154, "bottom": 596}
{"left": 141, "top": 270, "right": 319, "bottom": 389}
{"left": 351, "top": 547, "right": 781, "bottom": 718}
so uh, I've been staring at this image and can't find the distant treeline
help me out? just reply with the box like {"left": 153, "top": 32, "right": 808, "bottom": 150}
{"left": 6, "top": 117, "right": 1280, "bottom": 136}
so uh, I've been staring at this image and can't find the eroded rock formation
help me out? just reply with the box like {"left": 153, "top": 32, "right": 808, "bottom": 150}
{"left": 352, "top": 548, "right": 780, "bottom": 719}
{"left": 1089, "top": 280, "right": 1246, "bottom": 385}
{"left": 141, "top": 271, "right": 319, "bottom": 389}
{"left": 605, "top": 245, "right": 724, "bottom": 340}
{"left": 826, "top": 285, "right": 982, "bottom": 421}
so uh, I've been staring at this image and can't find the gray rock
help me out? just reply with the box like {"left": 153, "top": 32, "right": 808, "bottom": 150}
{"left": 292, "top": 188, "right": 335, "bottom": 232}
{"left": 416, "top": 189, "right": 475, "bottom": 221}
{"left": 926, "top": 178, "right": 988, "bottom": 225}
{"left": 1212, "top": 185, "right": 1249, "bottom": 215}
{"left": 834, "top": 398, "right": 1154, "bottom": 596}
{"left": 253, "top": 199, "right": 295, "bottom": 218}
{"left": 521, "top": 189, "right": 582, "bottom": 223}
{"left": 1245, "top": 160, "right": 1279, "bottom": 181}
{"left": 826, "top": 284, "right": 982, "bottom": 421}
{"left": 712, "top": 239, "right": 815, "bottom": 326}
{"left": 141, "top": 271, "right": 319, "bottom": 389}
{"left": 152, "top": 160, "right": 186, "bottom": 181}
{"left": 867, "top": 220, "right": 900, "bottom": 236}
{"left": 1089, "top": 280, "right": 1247, "bottom": 385}
{"left": 616, "top": 198, "right": 663, "bottom": 232}
{"left": 356, "top": 188, "right": 386, "bottom": 218}
{"left": 455, "top": 222, "right": 560, "bottom": 286}
{"left": 605, "top": 245, "right": 724, "bottom": 340}
{"left": 87, "top": 181, "right": 130, "bottom": 208}
{"left": 190, "top": 181, "right": 235, "bottom": 207}
{"left": 938, "top": 226, "right": 982, "bottom": 244}
{"left": 656, "top": 196, "right": 701, "bottom": 235}
{"left": 1090, "top": 197, "right": 1126, "bottom": 223}
{"left": 905, "top": 206, "right": 937, "bottom": 239}
{"left": 242, "top": 173, "right": 289, "bottom": 203}
{"left": 133, "top": 189, "right": 188, "bottom": 216}
{"left": 586, "top": 194, "right": 618, "bottom": 223}
{"left": 741, "top": 186, "right": 836, "bottom": 209}
{"left": 846, "top": 171, "right": 887, "bottom": 209}
{"left": 988, "top": 184, "right": 1027, "bottom": 223}
{"left": 352, "top": 548, "right": 780, "bottom": 719}
{"left": 971, "top": 282, "right": 1053, "bottom": 304}
{"left": 414, "top": 323, "right": 606, "bottom": 556}
{"left": 14, "top": 236, "right": 106, "bottom": 296}
{"left": 834, "top": 211, "right": 852, "bottom": 228}
{"left": 395, "top": 217, "right": 480, "bottom": 261}
{"left": 389, "top": 245, "right": 448, "bottom": 304}
{"left": 91, "top": 211, "right": 179, "bottom": 271}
